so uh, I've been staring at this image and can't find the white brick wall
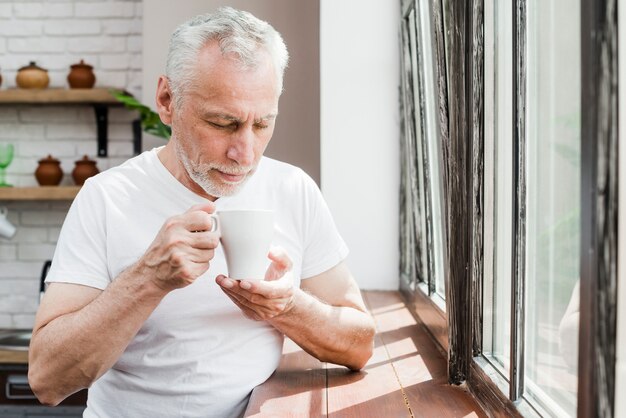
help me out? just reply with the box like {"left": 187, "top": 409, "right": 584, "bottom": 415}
{"left": 0, "top": 0, "right": 142, "bottom": 94}
{"left": 0, "top": 0, "right": 144, "bottom": 328}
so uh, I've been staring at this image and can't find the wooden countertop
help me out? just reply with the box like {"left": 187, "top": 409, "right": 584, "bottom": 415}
{"left": 0, "top": 329, "right": 30, "bottom": 364}
{"left": 0, "top": 349, "right": 28, "bottom": 364}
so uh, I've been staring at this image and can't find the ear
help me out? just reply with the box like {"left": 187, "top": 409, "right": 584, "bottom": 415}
{"left": 155, "top": 75, "right": 174, "bottom": 125}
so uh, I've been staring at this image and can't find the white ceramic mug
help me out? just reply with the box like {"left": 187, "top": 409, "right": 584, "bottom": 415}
{"left": 0, "top": 207, "right": 16, "bottom": 239}
{"left": 210, "top": 210, "right": 274, "bottom": 280}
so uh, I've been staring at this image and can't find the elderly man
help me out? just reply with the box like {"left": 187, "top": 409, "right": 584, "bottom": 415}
{"left": 28, "top": 7, "right": 375, "bottom": 418}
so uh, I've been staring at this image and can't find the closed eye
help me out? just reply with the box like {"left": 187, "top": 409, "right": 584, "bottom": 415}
{"left": 208, "top": 121, "right": 238, "bottom": 130}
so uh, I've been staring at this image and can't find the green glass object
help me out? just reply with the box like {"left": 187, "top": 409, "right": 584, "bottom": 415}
{"left": 0, "top": 144, "right": 14, "bottom": 187}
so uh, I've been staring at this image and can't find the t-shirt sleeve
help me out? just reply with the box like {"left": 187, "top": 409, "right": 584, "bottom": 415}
{"left": 300, "top": 174, "right": 349, "bottom": 279}
{"left": 46, "top": 178, "right": 111, "bottom": 290}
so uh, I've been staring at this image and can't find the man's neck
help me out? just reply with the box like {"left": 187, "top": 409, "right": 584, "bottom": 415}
{"left": 157, "top": 142, "right": 218, "bottom": 201}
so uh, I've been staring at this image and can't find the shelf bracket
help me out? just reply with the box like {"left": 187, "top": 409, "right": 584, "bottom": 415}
{"left": 132, "top": 119, "right": 142, "bottom": 155}
{"left": 93, "top": 104, "right": 108, "bottom": 157}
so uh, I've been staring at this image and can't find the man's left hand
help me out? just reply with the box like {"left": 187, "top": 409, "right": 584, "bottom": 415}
{"left": 216, "top": 248, "right": 295, "bottom": 321}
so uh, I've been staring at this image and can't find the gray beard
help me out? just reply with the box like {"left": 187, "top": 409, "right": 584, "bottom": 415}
{"left": 174, "top": 140, "right": 254, "bottom": 198}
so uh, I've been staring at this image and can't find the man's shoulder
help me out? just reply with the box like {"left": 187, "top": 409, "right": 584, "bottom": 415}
{"left": 258, "top": 157, "right": 315, "bottom": 187}
{"left": 89, "top": 148, "right": 158, "bottom": 188}
{"left": 259, "top": 156, "right": 301, "bottom": 175}
{"left": 250, "top": 158, "right": 322, "bottom": 208}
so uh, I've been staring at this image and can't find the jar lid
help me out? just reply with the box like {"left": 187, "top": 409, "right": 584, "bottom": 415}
{"left": 70, "top": 59, "right": 93, "bottom": 70}
{"left": 38, "top": 154, "right": 60, "bottom": 164}
{"left": 75, "top": 155, "right": 96, "bottom": 164}
{"left": 18, "top": 61, "right": 48, "bottom": 72}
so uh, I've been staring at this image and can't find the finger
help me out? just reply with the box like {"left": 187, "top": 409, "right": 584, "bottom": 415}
{"left": 219, "top": 284, "right": 264, "bottom": 313}
{"left": 166, "top": 259, "right": 211, "bottom": 283}
{"left": 218, "top": 277, "right": 293, "bottom": 320}
{"left": 184, "top": 202, "right": 216, "bottom": 215}
{"left": 239, "top": 273, "right": 294, "bottom": 299}
{"left": 187, "top": 230, "right": 220, "bottom": 250}
{"left": 224, "top": 284, "right": 292, "bottom": 318}
{"left": 188, "top": 260, "right": 211, "bottom": 278}
{"left": 267, "top": 247, "right": 293, "bottom": 271}
{"left": 265, "top": 248, "right": 293, "bottom": 282}
{"left": 183, "top": 210, "right": 218, "bottom": 233}
{"left": 225, "top": 288, "right": 277, "bottom": 318}
{"left": 188, "top": 248, "right": 215, "bottom": 264}
{"left": 216, "top": 274, "right": 236, "bottom": 289}
{"left": 218, "top": 274, "right": 292, "bottom": 302}
{"left": 216, "top": 276, "right": 270, "bottom": 304}
{"left": 220, "top": 288, "right": 262, "bottom": 320}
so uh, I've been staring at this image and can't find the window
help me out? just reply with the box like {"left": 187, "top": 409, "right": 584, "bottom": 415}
{"left": 483, "top": 0, "right": 513, "bottom": 378}
{"left": 524, "top": 0, "right": 580, "bottom": 414}
{"left": 417, "top": 0, "right": 446, "bottom": 300}
{"left": 399, "top": 0, "right": 446, "bottom": 307}
{"left": 483, "top": 0, "right": 582, "bottom": 415}
{"left": 399, "top": 0, "right": 618, "bottom": 416}
{"left": 399, "top": 5, "right": 422, "bottom": 294}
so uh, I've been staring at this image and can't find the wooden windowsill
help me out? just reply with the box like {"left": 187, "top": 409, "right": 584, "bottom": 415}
{"left": 0, "top": 186, "right": 81, "bottom": 200}
{"left": 244, "top": 291, "right": 487, "bottom": 417}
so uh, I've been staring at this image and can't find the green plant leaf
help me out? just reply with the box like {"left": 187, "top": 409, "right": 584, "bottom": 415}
{"left": 110, "top": 90, "right": 171, "bottom": 140}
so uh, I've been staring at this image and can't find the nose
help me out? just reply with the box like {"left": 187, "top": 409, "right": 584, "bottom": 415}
{"left": 226, "top": 127, "right": 255, "bottom": 167}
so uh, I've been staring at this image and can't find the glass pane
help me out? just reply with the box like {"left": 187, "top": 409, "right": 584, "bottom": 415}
{"left": 483, "top": 0, "right": 513, "bottom": 376}
{"left": 417, "top": 0, "right": 446, "bottom": 300}
{"left": 399, "top": 16, "right": 419, "bottom": 292}
{"left": 400, "top": 2, "right": 445, "bottom": 303}
{"left": 408, "top": 9, "right": 430, "bottom": 287}
{"left": 525, "top": 0, "right": 580, "bottom": 415}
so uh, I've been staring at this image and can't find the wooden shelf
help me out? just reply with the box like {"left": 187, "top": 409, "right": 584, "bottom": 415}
{"left": 0, "top": 186, "right": 81, "bottom": 200}
{"left": 0, "top": 88, "right": 142, "bottom": 157}
{"left": 0, "top": 88, "right": 125, "bottom": 105}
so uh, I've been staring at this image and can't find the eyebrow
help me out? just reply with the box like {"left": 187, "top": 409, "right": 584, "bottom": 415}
{"left": 203, "top": 112, "right": 278, "bottom": 124}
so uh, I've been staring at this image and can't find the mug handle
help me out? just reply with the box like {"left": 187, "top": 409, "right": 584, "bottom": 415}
{"left": 209, "top": 214, "right": 219, "bottom": 233}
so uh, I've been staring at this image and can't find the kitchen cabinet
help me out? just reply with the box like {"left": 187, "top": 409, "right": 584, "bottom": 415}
{"left": 0, "top": 282, "right": 87, "bottom": 416}
{"left": 0, "top": 349, "right": 86, "bottom": 417}
{"left": 0, "top": 88, "right": 142, "bottom": 158}
{"left": 0, "top": 405, "right": 85, "bottom": 417}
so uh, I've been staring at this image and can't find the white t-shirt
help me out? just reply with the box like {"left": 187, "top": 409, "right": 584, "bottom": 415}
{"left": 46, "top": 148, "right": 348, "bottom": 418}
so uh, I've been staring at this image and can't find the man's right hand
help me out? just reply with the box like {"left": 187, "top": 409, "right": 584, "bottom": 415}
{"left": 139, "top": 203, "right": 220, "bottom": 292}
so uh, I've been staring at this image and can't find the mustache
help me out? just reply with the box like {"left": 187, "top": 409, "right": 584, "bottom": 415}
{"left": 206, "top": 164, "right": 254, "bottom": 176}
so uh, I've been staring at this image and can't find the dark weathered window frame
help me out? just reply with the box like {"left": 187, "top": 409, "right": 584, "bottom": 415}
{"left": 579, "top": 0, "right": 618, "bottom": 416}
{"left": 399, "top": 0, "right": 449, "bottom": 352}
{"left": 509, "top": 0, "right": 526, "bottom": 403}
{"left": 398, "top": 0, "right": 619, "bottom": 416}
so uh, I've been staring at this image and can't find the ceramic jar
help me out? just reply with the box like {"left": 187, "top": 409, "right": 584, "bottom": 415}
{"left": 16, "top": 62, "right": 49, "bottom": 89}
{"left": 72, "top": 155, "right": 99, "bottom": 185}
{"left": 67, "top": 60, "right": 96, "bottom": 89}
{"left": 35, "top": 155, "right": 63, "bottom": 186}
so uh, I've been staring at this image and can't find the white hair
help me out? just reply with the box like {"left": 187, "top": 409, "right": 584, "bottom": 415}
{"left": 166, "top": 7, "right": 289, "bottom": 107}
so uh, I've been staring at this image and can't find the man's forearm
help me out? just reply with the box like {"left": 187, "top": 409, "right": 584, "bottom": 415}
{"left": 28, "top": 264, "right": 167, "bottom": 405}
{"left": 268, "top": 289, "right": 375, "bottom": 370}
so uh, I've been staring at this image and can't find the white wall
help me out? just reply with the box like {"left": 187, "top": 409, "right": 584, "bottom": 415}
{"left": 615, "top": 1, "right": 626, "bottom": 415}
{"left": 320, "top": 0, "right": 400, "bottom": 290}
